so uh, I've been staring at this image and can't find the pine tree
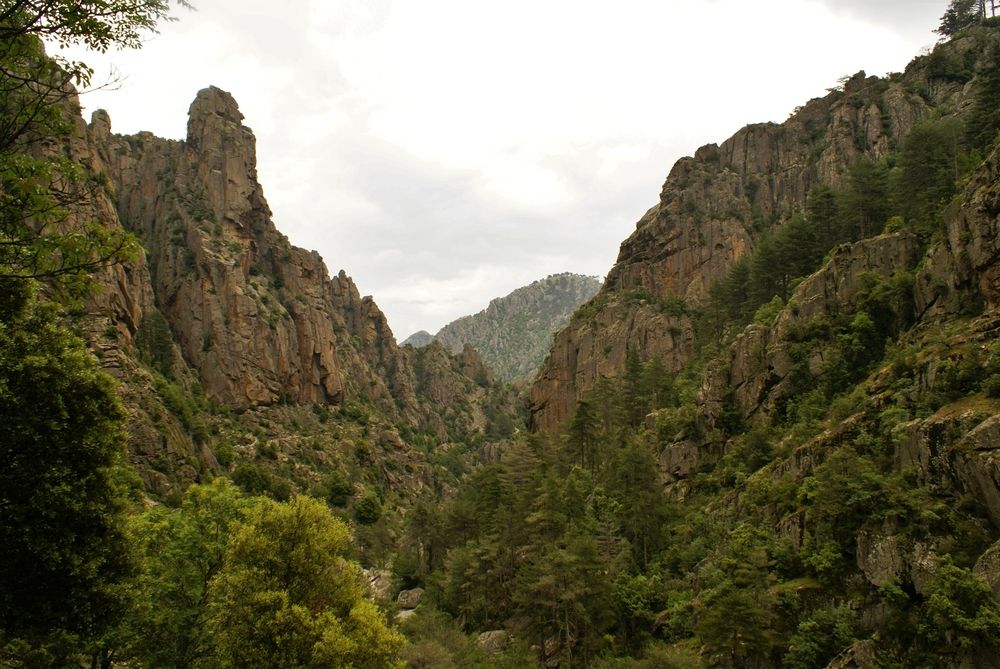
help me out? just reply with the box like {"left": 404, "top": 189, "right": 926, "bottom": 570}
{"left": 966, "top": 45, "right": 1000, "bottom": 152}
{"left": 937, "top": 0, "right": 984, "bottom": 36}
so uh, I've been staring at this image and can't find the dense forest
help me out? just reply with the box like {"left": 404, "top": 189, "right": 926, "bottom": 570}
{"left": 3, "top": 1, "right": 1000, "bottom": 668}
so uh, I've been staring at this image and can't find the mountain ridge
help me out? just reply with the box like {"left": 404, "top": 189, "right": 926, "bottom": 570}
{"left": 529, "top": 29, "right": 997, "bottom": 431}
{"left": 66, "top": 86, "right": 520, "bottom": 499}
{"left": 404, "top": 272, "right": 601, "bottom": 382}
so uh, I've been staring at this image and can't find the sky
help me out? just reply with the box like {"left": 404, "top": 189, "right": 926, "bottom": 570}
{"left": 59, "top": 0, "right": 946, "bottom": 338}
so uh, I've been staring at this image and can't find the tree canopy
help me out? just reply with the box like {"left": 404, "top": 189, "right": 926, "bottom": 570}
{"left": 0, "top": 0, "right": 190, "bottom": 282}
{"left": 937, "top": 0, "right": 995, "bottom": 35}
{"left": 208, "top": 495, "right": 405, "bottom": 669}
{"left": 0, "top": 280, "right": 135, "bottom": 662}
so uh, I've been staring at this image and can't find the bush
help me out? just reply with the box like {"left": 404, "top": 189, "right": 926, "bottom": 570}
{"left": 231, "top": 462, "right": 291, "bottom": 501}
{"left": 354, "top": 490, "right": 382, "bottom": 525}
{"left": 324, "top": 469, "right": 355, "bottom": 507}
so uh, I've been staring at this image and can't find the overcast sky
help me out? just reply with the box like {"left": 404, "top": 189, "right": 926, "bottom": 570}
{"left": 60, "top": 0, "right": 946, "bottom": 338}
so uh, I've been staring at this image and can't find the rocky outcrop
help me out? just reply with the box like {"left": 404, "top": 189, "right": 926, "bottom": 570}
{"left": 90, "top": 87, "right": 515, "bottom": 443}
{"left": 699, "top": 232, "right": 922, "bottom": 423}
{"left": 530, "top": 297, "right": 693, "bottom": 430}
{"left": 95, "top": 87, "right": 387, "bottom": 410}
{"left": 477, "top": 631, "right": 512, "bottom": 655}
{"left": 46, "top": 86, "right": 523, "bottom": 498}
{"left": 431, "top": 273, "right": 601, "bottom": 383}
{"left": 917, "top": 140, "right": 1000, "bottom": 317}
{"left": 895, "top": 410, "right": 1000, "bottom": 530}
{"left": 529, "top": 30, "right": 1000, "bottom": 432}
{"left": 396, "top": 587, "right": 424, "bottom": 610}
{"left": 855, "top": 527, "right": 938, "bottom": 592}
{"left": 974, "top": 539, "right": 1000, "bottom": 601}
{"left": 824, "top": 640, "right": 877, "bottom": 669}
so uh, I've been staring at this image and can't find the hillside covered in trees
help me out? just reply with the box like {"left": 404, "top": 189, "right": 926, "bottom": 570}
{"left": 3, "top": 1, "right": 1000, "bottom": 669}
{"left": 396, "top": 12, "right": 1000, "bottom": 669}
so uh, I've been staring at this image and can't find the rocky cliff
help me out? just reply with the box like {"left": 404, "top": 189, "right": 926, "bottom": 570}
{"left": 529, "top": 30, "right": 997, "bottom": 431}
{"left": 651, "top": 121, "right": 1000, "bottom": 618}
{"left": 93, "top": 88, "right": 406, "bottom": 411}
{"left": 53, "top": 86, "right": 518, "bottom": 497}
{"left": 417, "top": 273, "right": 601, "bottom": 383}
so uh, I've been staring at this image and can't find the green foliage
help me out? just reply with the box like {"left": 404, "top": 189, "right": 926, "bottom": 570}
{"left": 937, "top": 0, "right": 985, "bottom": 36}
{"left": 513, "top": 528, "right": 614, "bottom": 666}
{"left": 208, "top": 495, "right": 405, "bottom": 668}
{"left": 0, "top": 281, "right": 135, "bottom": 658}
{"left": 400, "top": 607, "right": 535, "bottom": 669}
{"left": 231, "top": 461, "right": 292, "bottom": 501}
{"left": 783, "top": 605, "right": 861, "bottom": 669}
{"left": 0, "top": 1, "right": 189, "bottom": 51}
{"left": 839, "top": 158, "right": 891, "bottom": 241}
{"left": 354, "top": 489, "right": 383, "bottom": 525}
{"left": 124, "top": 479, "right": 252, "bottom": 668}
{"left": 914, "top": 558, "right": 1000, "bottom": 661}
{"left": 152, "top": 373, "right": 211, "bottom": 441}
{"left": 695, "top": 525, "right": 778, "bottom": 668}
{"left": 135, "top": 309, "right": 175, "bottom": 377}
{"left": 891, "top": 117, "right": 971, "bottom": 235}
{"left": 753, "top": 295, "right": 784, "bottom": 326}
{"left": 322, "top": 468, "right": 355, "bottom": 507}
{"left": 966, "top": 43, "right": 1000, "bottom": 152}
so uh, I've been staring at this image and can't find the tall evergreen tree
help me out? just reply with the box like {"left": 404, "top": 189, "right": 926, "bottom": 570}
{"left": 966, "top": 45, "right": 1000, "bottom": 152}
{"left": 838, "top": 158, "right": 891, "bottom": 241}
{"left": 937, "top": 0, "right": 984, "bottom": 35}
{"left": 892, "top": 117, "right": 965, "bottom": 234}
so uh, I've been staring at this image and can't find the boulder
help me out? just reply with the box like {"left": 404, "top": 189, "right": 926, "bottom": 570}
{"left": 396, "top": 587, "right": 424, "bottom": 610}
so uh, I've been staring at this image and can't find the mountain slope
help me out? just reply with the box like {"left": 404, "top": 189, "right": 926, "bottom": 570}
{"left": 61, "top": 87, "right": 520, "bottom": 500}
{"left": 529, "top": 30, "right": 997, "bottom": 431}
{"left": 419, "top": 273, "right": 601, "bottom": 382}
{"left": 397, "top": 24, "right": 1000, "bottom": 669}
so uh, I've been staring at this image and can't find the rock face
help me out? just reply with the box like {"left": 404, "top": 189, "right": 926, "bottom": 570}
{"left": 395, "top": 587, "right": 424, "bottom": 609}
{"left": 529, "top": 31, "right": 996, "bottom": 432}
{"left": 477, "top": 630, "right": 512, "bottom": 655}
{"left": 824, "top": 640, "right": 877, "bottom": 669}
{"left": 531, "top": 296, "right": 693, "bottom": 431}
{"left": 48, "top": 86, "right": 520, "bottom": 495}
{"left": 699, "top": 232, "right": 922, "bottom": 424}
{"left": 430, "top": 273, "right": 601, "bottom": 383}
{"left": 90, "top": 87, "right": 512, "bottom": 440}
{"left": 974, "top": 539, "right": 1000, "bottom": 601}
{"left": 51, "top": 104, "right": 157, "bottom": 369}
{"left": 95, "top": 87, "right": 383, "bottom": 410}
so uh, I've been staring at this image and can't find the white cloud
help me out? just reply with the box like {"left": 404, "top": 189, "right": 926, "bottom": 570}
{"left": 56, "top": 0, "right": 945, "bottom": 337}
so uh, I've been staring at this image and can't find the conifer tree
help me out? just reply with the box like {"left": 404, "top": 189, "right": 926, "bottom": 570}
{"left": 938, "top": 0, "right": 984, "bottom": 35}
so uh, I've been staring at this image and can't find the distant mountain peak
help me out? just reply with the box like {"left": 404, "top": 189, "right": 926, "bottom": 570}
{"left": 402, "top": 330, "right": 434, "bottom": 347}
{"left": 432, "top": 273, "right": 602, "bottom": 382}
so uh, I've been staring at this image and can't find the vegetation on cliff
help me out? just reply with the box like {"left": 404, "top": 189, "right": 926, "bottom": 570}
{"left": 397, "top": 20, "right": 1000, "bottom": 669}
{"left": 4, "top": 2, "right": 1000, "bottom": 669}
